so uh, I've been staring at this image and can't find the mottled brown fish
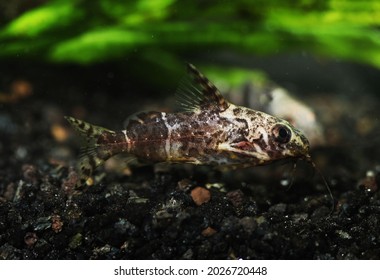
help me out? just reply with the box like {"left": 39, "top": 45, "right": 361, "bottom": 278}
{"left": 66, "top": 64, "right": 312, "bottom": 186}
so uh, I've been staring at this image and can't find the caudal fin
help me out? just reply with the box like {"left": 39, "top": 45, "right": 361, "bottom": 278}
{"left": 65, "top": 116, "right": 117, "bottom": 187}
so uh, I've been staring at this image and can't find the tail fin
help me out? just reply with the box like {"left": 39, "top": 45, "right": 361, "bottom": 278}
{"left": 65, "top": 116, "right": 117, "bottom": 187}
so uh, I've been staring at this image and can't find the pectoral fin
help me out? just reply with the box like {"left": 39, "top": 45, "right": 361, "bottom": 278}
{"left": 218, "top": 142, "right": 271, "bottom": 161}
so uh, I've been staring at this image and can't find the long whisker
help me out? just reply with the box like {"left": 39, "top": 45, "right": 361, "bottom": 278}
{"left": 286, "top": 159, "right": 298, "bottom": 191}
{"left": 305, "top": 155, "right": 335, "bottom": 214}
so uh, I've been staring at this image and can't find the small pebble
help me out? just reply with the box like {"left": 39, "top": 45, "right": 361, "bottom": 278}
{"left": 201, "top": 227, "right": 217, "bottom": 237}
{"left": 191, "top": 187, "right": 211, "bottom": 206}
{"left": 182, "top": 249, "right": 194, "bottom": 259}
{"left": 336, "top": 230, "right": 352, "bottom": 240}
{"left": 239, "top": 217, "right": 257, "bottom": 234}
{"left": 357, "top": 170, "right": 378, "bottom": 192}
{"left": 15, "top": 146, "right": 28, "bottom": 160}
{"left": 177, "top": 179, "right": 192, "bottom": 191}
{"left": 61, "top": 167, "right": 79, "bottom": 193}
{"left": 226, "top": 189, "right": 245, "bottom": 208}
{"left": 51, "top": 124, "right": 69, "bottom": 142}
{"left": 51, "top": 215, "right": 63, "bottom": 233}
{"left": 22, "top": 164, "right": 39, "bottom": 183}
{"left": 269, "top": 203, "right": 287, "bottom": 214}
{"left": 69, "top": 233, "right": 83, "bottom": 249}
{"left": 24, "top": 232, "right": 38, "bottom": 247}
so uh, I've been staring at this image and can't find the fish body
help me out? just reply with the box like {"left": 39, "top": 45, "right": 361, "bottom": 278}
{"left": 66, "top": 64, "right": 311, "bottom": 185}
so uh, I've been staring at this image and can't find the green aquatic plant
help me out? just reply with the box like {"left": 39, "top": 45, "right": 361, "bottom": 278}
{"left": 0, "top": 0, "right": 380, "bottom": 85}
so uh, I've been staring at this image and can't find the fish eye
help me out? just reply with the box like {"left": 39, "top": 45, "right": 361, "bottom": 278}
{"left": 272, "top": 124, "right": 292, "bottom": 144}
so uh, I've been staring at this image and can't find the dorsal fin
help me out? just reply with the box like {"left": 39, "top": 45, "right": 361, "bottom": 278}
{"left": 176, "top": 63, "right": 230, "bottom": 112}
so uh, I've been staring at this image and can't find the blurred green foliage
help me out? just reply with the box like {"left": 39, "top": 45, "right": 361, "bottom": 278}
{"left": 0, "top": 0, "right": 380, "bottom": 84}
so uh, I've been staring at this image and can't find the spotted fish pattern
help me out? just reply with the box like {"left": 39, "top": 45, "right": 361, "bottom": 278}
{"left": 66, "top": 64, "right": 311, "bottom": 186}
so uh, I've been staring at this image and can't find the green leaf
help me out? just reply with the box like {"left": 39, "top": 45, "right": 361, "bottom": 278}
{"left": 1, "top": 1, "right": 83, "bottom": 38}
{"left": 50, "top": 27, "right": 152, "bottom": 64}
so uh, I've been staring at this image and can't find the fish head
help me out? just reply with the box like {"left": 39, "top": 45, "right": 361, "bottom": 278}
{"left": 220, "top": 109, "right": 311, "bottom": 166}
